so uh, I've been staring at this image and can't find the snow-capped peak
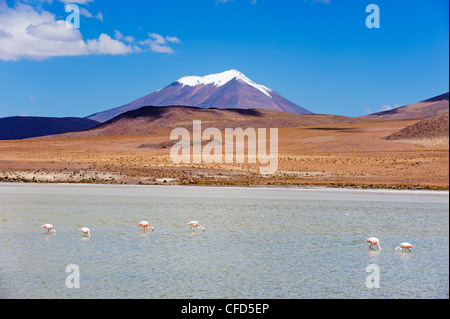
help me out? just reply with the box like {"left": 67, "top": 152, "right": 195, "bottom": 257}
{"left": 177, "top": 69, "right": 273, "bottom": 97}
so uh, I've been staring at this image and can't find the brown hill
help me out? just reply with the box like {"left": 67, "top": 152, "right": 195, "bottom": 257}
{"left": 363, "top": 92, "right": 449, "bottom": 120}
{"left": 0, "top": 116, "right": 100, "bottom": 140}
{"left": 49, "top": 105, "right": 364, "bottom": 138}
{"left": 384, "top": 112, "right": 449, "bottom": 141}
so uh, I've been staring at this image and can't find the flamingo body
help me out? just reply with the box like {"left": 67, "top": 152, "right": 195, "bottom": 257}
{"left": 41, "top": 224, "right": 56, "bottom": 235}
{"left": 187, "top": 221, "right": 204, "bottom": 232}
{"left": 137, "top": 221, "right": 154, "bottom": 231}
{"left": 366, "top": 237, "right": 381, "bottom": 250}
{"left": 79, "top": 227, "right": 91, "bottom": 237}
{"left": 395, "top": 242, "right": 414, "bottom": 252}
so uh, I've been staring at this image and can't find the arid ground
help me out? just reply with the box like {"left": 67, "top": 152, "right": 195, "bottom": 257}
{"left": 0, "top": 114, "right": 448, "bottom": 190}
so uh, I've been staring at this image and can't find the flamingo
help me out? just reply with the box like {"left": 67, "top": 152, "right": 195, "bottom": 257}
{"left": 366, "top": 237, "right": 381, "bottom": 250}
{"left": 137, "top": 221, "right": 154, "bottom": 232}
{"left": 395, "top": 242, "right": 414, "bottom": 252}
{"left": 41, "top": 224, "right": 56, "bottom": 235}
{"left": 187, "top": 221, "right": 205, "bottom": 232}
{"left": 79, "top": 227, "right": 91, "bottom": 237}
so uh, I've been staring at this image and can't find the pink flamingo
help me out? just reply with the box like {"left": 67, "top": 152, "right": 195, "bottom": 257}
{"left": 187, "top": 221, "right": 205, "bottom": 232}
{"left": 366, "top": 237, "right": 381, "bottom": 250}
{"left": 395, "top": 242, "right": 414, "bottom": 252}
{"left": 137, "top": 221, "right": 154, "bottom": 232}
{"left": 79, "top": 227, "right": 91, "bottom": 237}
{"left": 41, "top": 224, "right": 56, "bottom": 235}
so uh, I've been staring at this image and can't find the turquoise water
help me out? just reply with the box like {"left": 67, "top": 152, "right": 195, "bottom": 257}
{"left": 0, "top": 183, "right": 448, "bottom": 299}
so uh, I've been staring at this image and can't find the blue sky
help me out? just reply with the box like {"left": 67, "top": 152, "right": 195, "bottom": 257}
{"left": 0, "top": 0, "right": 448, "bottom": 118}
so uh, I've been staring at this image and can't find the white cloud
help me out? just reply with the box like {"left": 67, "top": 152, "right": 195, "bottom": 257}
{"left": 380, "top": 103, "right": 400, "bottom": 112}
{"left": 0, "top": 2, "right": 180, "bottom": 60}
{"left": 165, "top": 36, "right": 181, "bottom": 44}
{"left": 26, "top": 20, "right": 82, "bottom": 41}
{"left": 380, "top": 105, "right": 393, "bottom": 112}
{"left": 95, "top": 11, "right": 103, "bottom": 21}
{"left": 79, "top": 7, "right": 103, "bottom": 21}
{"left": 114, "top": 30, "right": 135, "bottom": 43}
{"left": 86, "top": 33, "right": 135, "bottom": 55}
{"left": 364, "top": 103, "right": 401, "bottom": 115}
{"left": 139, "top": 33, "right": 181, "bottom": 54}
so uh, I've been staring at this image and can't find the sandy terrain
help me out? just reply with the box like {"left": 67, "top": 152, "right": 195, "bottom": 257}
{"left": 0, "top": 116, "right": 448, "bottom": 190}
{"left": 385, "top": 112, "right": 449, "bottom": 140}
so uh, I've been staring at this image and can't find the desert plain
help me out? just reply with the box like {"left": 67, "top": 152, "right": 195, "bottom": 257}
{"left": 0, "top": 110, "right": 448, "bottom": 190}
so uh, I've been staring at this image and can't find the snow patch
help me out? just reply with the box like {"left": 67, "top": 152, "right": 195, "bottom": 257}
{"left": 177, "top": 69, "right": 273, "bottom": 97}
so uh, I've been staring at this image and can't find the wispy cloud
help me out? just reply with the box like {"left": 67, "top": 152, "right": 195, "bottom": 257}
{"left": 0, "top": 1, "right": 181, "bottom": 61}
{"left": 380, "top": 105, "right": 393, "bottom": 112}
{"left": 363, "top": 107, "right": 373, "bottom": 114}
{"left": 79, "top": 7, "right": 103, "bottom": 21}
{"left": 114, "top": 30, "right": 135, "bottom": 43}
{"left": 363, "top": 103, "right": 400, "bottom": 114}
{"left": 139, "top": 33, "right": 182, "bottom": 54}
{"left": 380, "top": 103, "right": 400, "bottom": 112}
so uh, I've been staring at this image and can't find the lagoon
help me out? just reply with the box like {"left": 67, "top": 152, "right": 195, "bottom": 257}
{"left": 0, "top": 183, "right": 448, "bottom": 298}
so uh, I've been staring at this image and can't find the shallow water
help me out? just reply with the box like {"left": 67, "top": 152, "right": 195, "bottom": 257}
{"left": 0, "top": 183, "right": 448, "bottom": 299}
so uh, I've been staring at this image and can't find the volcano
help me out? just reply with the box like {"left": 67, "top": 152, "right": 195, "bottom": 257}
{"left": 87, "top": 69, "right": 313, "bottom": 123}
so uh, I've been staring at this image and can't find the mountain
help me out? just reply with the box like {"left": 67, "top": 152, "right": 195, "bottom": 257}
{"left": 56, "top": 105, "right": 360, "bottom": 138}
{"left": 87, "top": 70, "right": 313, "bottom": 123}
{"left": 0, "top": 116, "right": 100, "bottom": 140}
{"left": 363, "top": 92, "right": 449, "bottom": 120}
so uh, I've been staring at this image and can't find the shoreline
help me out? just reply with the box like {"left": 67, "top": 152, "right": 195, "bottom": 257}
{"left": 1, "top": 181, "right": 448, "bottom": 196}
{"left": 0, "top": 168, "right": 448, "bottom": 191}
{"left": 1, "top": 172, "right": 447, "bottom": 191}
